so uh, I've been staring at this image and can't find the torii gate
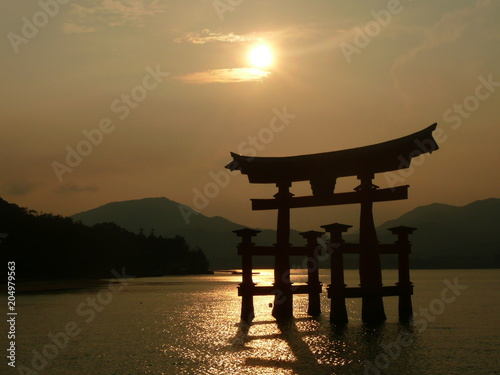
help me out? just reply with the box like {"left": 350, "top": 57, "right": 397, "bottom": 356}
{"left": 226, "top": 123, "right": 439, "bottom": 325}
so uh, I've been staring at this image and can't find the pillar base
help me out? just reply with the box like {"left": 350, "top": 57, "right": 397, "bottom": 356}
{"left": 239, "top": 283, "right": 255, "bottom": 324}
{"left": 361, "top": 295, "right": 386, "bottom": 325}
{"left": 307, "top": 282, "right": 322, "bottom": 316}
{"left": 241, "top": 294, "right": 255, "bottom": 324}
{"left": 329, "top": 288, "right": 348, "bottom": 325}
{"left": 330, "top": 303, "right": 348, "bottom": 325}
{"left": 272, "top": 283, "right": 294, "bottom": 320}
{"left": 307, "top": 299, "right": 321, "bottom": 317}
{"left": 397, "top": 282, "right": 413, "bottom": 323}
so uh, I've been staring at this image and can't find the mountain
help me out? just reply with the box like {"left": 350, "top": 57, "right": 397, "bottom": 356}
{"left": 72, "top": 197, "right": 500, "bottom": 269}
{"left": 372, "top": 198, "right": 500, "bottom": 268}
{"left": 71, "top": 197, "right": 304, "bottom": 268}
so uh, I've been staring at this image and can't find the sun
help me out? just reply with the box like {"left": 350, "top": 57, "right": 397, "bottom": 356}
{"left": 248, "top": 44, "right": 273, "bottom": 68}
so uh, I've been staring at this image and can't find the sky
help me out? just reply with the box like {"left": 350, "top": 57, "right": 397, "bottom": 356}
{"left": 1, "top": 0, "right": 499, "bottom": 232}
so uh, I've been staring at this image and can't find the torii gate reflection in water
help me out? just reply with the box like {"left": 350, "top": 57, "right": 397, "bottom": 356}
{"left": 226, "top": 124, "right": 439, "bottom": 325}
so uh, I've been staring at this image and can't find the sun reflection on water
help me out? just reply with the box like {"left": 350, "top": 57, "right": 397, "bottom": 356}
{"left": 133, "top": 271, "right": 422, "bottom": 374}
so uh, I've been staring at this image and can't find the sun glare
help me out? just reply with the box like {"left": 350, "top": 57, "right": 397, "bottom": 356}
{"left": 249, "top": 44, "right": 273, "bottom": 68}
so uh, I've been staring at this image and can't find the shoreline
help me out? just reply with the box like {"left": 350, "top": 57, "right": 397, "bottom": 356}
{"left": 1, "top": 272, "right": 215, "bottom": 294}
{"left": 3, "top": 279, "right": 111, "bottom": 294}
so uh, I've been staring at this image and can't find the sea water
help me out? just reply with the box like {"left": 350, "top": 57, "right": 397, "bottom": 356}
{"left": 5, "top": 269, "right": 500, "bottom": 375}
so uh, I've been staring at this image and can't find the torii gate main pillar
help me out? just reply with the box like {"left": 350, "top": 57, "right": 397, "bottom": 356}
{"left": 358, "top": 174, "right": 386, "bottom": 324}
{"left": 272, "top": 182, "right": 294, "bottom": 320}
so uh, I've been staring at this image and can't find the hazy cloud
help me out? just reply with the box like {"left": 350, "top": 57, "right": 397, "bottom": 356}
{"left": 56, "top": 183, "right": 99, "bottom": 194}
{"left": 3, "top": 181, "right": 38, "bottom": 196}
{"left": 175, "top": 26, "right": 319, "bottom": 44}
{"left": 62, "top": 23, "right": 97, "bottom": 34}
{"left": 174, "top": 29, "right": 253, "bottom": 44}
{"left": 175, "top": 68, "right": 270, "bottom": 84}
{"left": 391, "top": 0, "right": 493, "bottom": 75}
{"left": 63, "top": 0, "right": 164, "bottom": 33}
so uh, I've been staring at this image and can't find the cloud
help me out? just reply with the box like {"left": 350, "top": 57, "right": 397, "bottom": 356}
{"left": 63, "top": 0, "right": 164, "bottom": 33}
{"left": 56, "top": 183, "right": 99, "bottom": 194}
{"left": 174, "top": 29, "right": 254, "bottom": 44}
{"left": 175, "top": 68, "right": 270, "bottom": 84}
{"left": 62, "top": 23, "right": 97, "bottom": 34}
{"left": 174, "top": 26, "right": 319, "bottom": 45}
{"left": 2, "top": 181, "right": 38, "bottom": 196}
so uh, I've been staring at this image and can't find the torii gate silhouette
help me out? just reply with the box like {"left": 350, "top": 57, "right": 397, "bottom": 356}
{"left": 225, "top": 123, "right": 439, "bottom": 325}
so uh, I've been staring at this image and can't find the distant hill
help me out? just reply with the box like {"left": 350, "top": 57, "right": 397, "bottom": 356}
{"left": 372, "top": 198, "right": 500, "bottom": 268}
{"left": 72, "top": 197, "right": 500, "bottom": 269}
{"left": 71, "top": 197, "right": 304, "bottom": 268}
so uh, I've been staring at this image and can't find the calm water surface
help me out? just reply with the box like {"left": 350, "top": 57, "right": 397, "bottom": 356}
{"left": 6, "top": 269, "right": 500, "bottom": 374}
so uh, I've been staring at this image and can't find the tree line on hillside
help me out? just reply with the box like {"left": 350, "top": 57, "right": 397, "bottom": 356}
{"left": 0, "top": 198, "right": 210, "bottom": 280}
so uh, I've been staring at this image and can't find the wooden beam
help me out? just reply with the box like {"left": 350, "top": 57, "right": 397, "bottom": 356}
{"left": 328, "top": 285, "right": 414, "bottom": 298}
{"left": 237, "top": 284, "right": 314, "bottom": 296}
{"left": 238, "top": 243, "right": 409, "bottom": 256}
{"left": 340, "top": 243, "right": 410, "bottom": 254}
{"left": 239, "top": 285, "right": 414, "bottom": 298}
{"left": 251, "top": 185, "right": 409, "bottom": 211}
{"left": 238, "top": 246, "right": 308, "bottom": 256}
